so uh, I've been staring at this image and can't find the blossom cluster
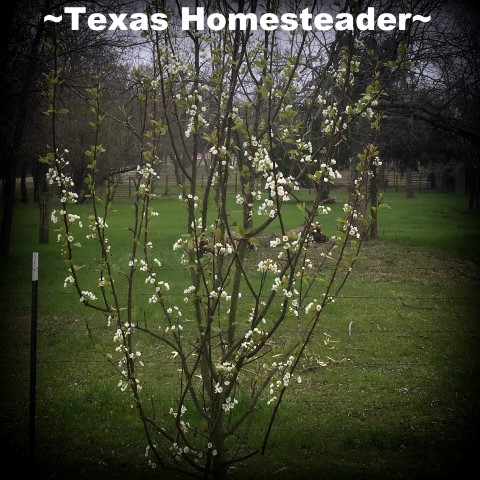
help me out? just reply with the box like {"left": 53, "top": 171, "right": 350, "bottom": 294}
{"left": 45, "top": 149, "right": 75, "bottom": 192}
{"left": 183, "top": 90, "right": 209, "bottom": 138}
{"left": 266, "top": 355, "right": 301, "bottom": 405}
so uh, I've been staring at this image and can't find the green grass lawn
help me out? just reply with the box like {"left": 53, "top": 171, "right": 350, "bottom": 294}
{"left": 378, "top": 191, "right": 480, "bottom": 260}
{"left": 0, "top": 188, "right": 479, "bottom": 479}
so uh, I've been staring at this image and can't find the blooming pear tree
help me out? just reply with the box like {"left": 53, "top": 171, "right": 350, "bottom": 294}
{"left": 42, "top": 2, "right": 399, "bottom": 478}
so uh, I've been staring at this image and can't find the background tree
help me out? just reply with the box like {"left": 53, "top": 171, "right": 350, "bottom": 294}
{"left": 0, "top": 0, "right": 141, "bottom": 256}
{"left": 1, "top": 0, "right": 47, "bottom": 256}
{"left": 377, "top": 0, "right": 480, "bottom": 208}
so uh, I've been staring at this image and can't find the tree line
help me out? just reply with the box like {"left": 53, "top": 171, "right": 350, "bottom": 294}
{"left": 1, "top": 0, "right": 479, "bottom": 258}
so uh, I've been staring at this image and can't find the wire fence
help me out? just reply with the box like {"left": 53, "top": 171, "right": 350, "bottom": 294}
{"left": 2, "top": 280, "right": 479, "bottom": 374}
{"left": 95, "top": 167, "right": 459, "bottom": 200}
{"left": 1, "top": 257, "right": 479, "bottom": 477}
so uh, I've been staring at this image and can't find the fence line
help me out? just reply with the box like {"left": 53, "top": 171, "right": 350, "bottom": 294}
{"left": 101, "top": 168, "right": 456, "bottom": 200}
{"left": 2, "top": 290, "right": 478, "bottom": 301}
{"left": 3, "top": 183, "right": 476, "bottom": 477}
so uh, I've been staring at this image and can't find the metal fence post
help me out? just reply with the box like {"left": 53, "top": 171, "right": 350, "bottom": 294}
{"left": 30, "top": 252, "right": 39, "bottom": 468}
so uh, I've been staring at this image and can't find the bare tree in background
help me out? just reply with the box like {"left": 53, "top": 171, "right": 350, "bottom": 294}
{"left": 0, "top": 0, "right": 142, "bottom": 256}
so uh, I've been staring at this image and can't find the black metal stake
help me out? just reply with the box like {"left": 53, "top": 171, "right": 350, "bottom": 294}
{"left": 29, "top": 252, "right": 38, "bottom": 470}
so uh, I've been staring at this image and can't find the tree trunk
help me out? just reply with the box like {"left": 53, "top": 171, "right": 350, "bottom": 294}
{"left": 20, "top": 162, "right": 28, "bottom": 204}
{"left": 174, "top": 152, "right": 185, "bottom": 186}
{"left": 211, "top": 411, "right": 228, "bottom": 480}
{"left": 406, "top": 168, "right": 415, "bottom": 199}
{"left": 39, "top": 192, "right": 49, "bottom": 243}
{"left": 348, "top": 158, "right": 367, "bottom": 237}
{"left": 0, "top": 10, "right": 45, "bottom": 257}
{"left": 369, "top": 163, "right": 378, "bottom": 240}
{"left": 0, "top": 151, "right": 16, "bottom": 257}
{"left": 466, "top": 161, "right": 480, "bottom": 213}
{"left": 32, "top": 160, "right": 40, "bottom": 202}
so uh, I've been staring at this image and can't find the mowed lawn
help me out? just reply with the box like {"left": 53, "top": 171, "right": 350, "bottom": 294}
{"left": 0, "top": 188, "right": 479, "bottom": 479}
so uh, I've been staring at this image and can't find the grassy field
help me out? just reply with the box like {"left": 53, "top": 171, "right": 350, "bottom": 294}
{"left": 0, "top": 188, "right": 479, "bottom": 479}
